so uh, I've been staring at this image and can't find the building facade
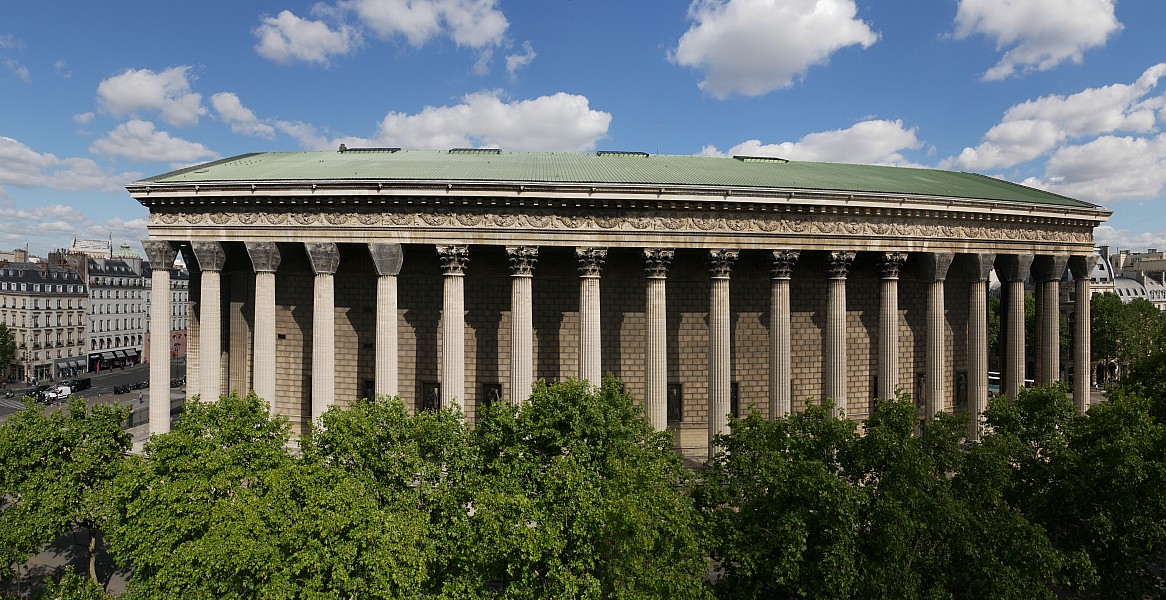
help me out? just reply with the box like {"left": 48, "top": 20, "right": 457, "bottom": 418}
{"left": 132, "top": 150, "right": 1110, "bottom": 457}
{"left": 84, "top": 253, "right": 148, "bottom": 372}
{"left": 0, "top": 259, "right": 88, "bottom": 382}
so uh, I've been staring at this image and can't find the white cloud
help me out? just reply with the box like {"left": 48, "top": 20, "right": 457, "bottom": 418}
{"left": 670, "top": 0, "right": 878, "bottom": 98}
{"left": 3, "top": 58, "right": 30, "bottom": 83}
{"left": 96, "top": 66, "right": 206, "bottom": 127}
{"left": 505, "top": 41, "right": 536, "bottom": 79}
{"left": 89, "top": 119, "right": 219, "bottom": 164}
{"left": 1093, "top": 225, "right": 1166, "bottom": 253}
{"left": 0, "top": 34, "right": 19, "bottom": 49}
{"left": 373, "top": 90, "right": 611, "bottom": 151}
{"left": 72, "top": 112, "right": 95, "bottom": 125}
{"left": 254, "top": 10, "right": 360, "bottom": 66}
{"left": 1021, "top": 134, "right": 1166, "bottom": 203}
{"left": 211, "top": 92, "right": 276, "bottom": 139}
{"left": 53, "top": 59, "right": 73, "bottom": 78}
{"left": 0, "top": 136, "right": 138, "bottom": 193}
{"left": 274, "top": 120, "right": 335, "bottom": 150}
{"left": 341, "top": 0, "right": 508, "bottom": 48}
{"left": 952, "top": 0, "right": 1121, "bottom": 80}
{"left": 703, "top": 119, "right": 922, "bottom": 166}
{"left": 946, "top": 63, "right": 1166, "bottom": 171}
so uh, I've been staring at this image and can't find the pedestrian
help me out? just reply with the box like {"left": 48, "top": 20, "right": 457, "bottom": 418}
{"left": 138, "top": 391, "right": 144, "bottom": 404}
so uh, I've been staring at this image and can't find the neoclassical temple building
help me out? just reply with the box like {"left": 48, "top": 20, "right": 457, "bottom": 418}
{"left": 133, "top": 149, "right": 1109, "bottom": 456}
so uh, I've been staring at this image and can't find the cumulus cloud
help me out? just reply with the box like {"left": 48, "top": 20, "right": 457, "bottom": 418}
{"left": 1093, "top": 225, "right": 1166, "bottom": 253}
{"left": 670, "top": 0, "right": 878, "bottom": 98}
{"left": 1021, "top": 134, "right": 1166, "bottom": 203}
{"left": 373, "top": 90, "right": 611, "bottom": 151}
{"left": 254, "top": 9, "right": 360, "bottom": 65}
{"left": 702, "top": 119, "right": 922, "bottom": 166}
{"left": 0, "top": 136, "right": 138, "bottom": 193}
{"left": 505, "top": 41, "right": 537, "bottom": 79}
{"left": 96, "top": 66, "right": 206, "bottom": 127}
{"left": 952, "top": 0, "right": 1121, "bottom": 80}
{"left": 341, "top": 0, "right": 508, "bottom": 48}
{"left": 945, "top": 63, "right": 1166, "bottom": 170}
{"left": 211, "top": 92, "right": 276, "bottom": 139}
{"left": 89, "top": 119, "right": 219, "bottom": 164}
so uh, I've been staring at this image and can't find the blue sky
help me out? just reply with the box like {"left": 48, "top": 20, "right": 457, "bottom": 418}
{"left": 2, "top": 0, "right": 1164, "bottom": 258}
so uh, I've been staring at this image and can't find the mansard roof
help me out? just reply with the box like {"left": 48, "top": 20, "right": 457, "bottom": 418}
{"left": 132, "top": 149, "right": 1102, "bottom": 210}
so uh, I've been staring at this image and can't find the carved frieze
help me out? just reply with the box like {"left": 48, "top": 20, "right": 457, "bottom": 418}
{"left": 147, "top": 205, "right": 1095, "bottom": 245}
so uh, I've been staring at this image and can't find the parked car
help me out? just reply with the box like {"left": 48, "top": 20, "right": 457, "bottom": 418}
{"left": 67, "top": 377, "right": 92, "bottom": 391}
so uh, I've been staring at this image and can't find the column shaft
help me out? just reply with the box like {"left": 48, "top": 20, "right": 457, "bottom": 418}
{"left": 1005, "top": 279, "right": 1026, "bottom": 398}
{"left": 375, "top": 275, "right": 399, "bottom": 399}
{"left": 576, "top": 248, "right": 606, "bottom": 387}
{"left": 199, "top": 269, "right": 222, "bottom": 402}
{"left": 253, "top": 271, "right": 277, "bottom": 403}
{"left": 1070, "top": 255, "right": 1095, "bottom": 413}
{"left": 646, "top": 276, "right": 667, "bottom": 429}
{"left": 438, "top": 245, "right": 469, "bottom": 411}
{"left": 825, "top": 251, "right": 855, "bottom": 418}
{"left": 708, "top": 249, "right": 738, "bottom": 450}
{"left": 926, "top": 280, "right": 946, "bottom": 418}
{"left": 968, "top": 280, "right": 988, "bottom": 441}
{"left": 1040, "top": 279, "right": 1061, "bottom": 385}
{"left": 311, "top": 272, "right": 335, "bottom": 421}
{"left": 143, "top": 241, "right": 175, "bottom": 435}
{"left": 769, "top": 250, "right": 799, "bottom": 419}
{"left": 511, "top": 275, "right": 533, "bottom": 403}
{"left": 877, "top": 253, "right": 906, "bottom": 401}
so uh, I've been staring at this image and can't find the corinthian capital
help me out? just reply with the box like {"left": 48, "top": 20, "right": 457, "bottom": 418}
{"left": 437, "top": 245, "right": 469, "bottom": 275}
{"left": 576, "top": 247, "right": 607, "bottom": 277}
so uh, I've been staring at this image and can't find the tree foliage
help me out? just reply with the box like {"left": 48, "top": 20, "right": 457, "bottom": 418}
{"left": 0, "top": 398, "right": 130, "bottom": 589}
{"left": 1092, "top": 294, "right": 1166, "bottom": 376}
{"left": 0, "top": 322, "right": 15, "bottom": 380}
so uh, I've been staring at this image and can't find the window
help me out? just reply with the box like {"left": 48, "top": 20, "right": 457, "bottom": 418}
{"left": 730, "top": 382, "right": 740, "bottom": 418}
{"left": 482, "top": 383, "right": 502, "bottom": 408}
{"left": 667, "top": 383, "right": 683, "bottom": 424}
{"left": 420, "top": 382, "right": 441, "bottom": 413}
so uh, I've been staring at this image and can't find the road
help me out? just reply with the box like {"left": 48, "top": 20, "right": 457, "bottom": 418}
{"left": 0, "top": 360, "right": 186, "bottom": 422}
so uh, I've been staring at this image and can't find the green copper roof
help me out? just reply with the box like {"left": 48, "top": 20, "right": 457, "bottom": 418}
{"left": 138, "top": 150, "right": 1095, "bottom": 208}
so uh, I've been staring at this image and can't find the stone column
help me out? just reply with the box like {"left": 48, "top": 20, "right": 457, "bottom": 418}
{"left": 708, "top": 249, "right": 739, "bottom": 450}
{"left": 877, "top": 252, "right": 907, "bottom": 401}
{"left": 825, "top": 251, "right": 856, "bottom": 418}
{"left": 1069, "top": 255, "right": 1096, "bottom": 413}
{"left": 921, "top": 253, "right": 955, "bottom": 419}
{"left": 507, "top": 246, "right": 538, "bottom": 404}
{"left": 369, "top": 243, "right": 404, "bottom": 400}
{"left": 769, "top": 250, "right": 800, "bottom": 418}
{"left": 576, "top": 247, "right": 607, "bottom": 387}
{"left": 191, "top": 241, "right": 225, "bottom": 402}
{"left": 438, "top": 245, "right": 469, "bottom": 410}
{"left": 644, "top": 248, "right": 674, "bottom": 430}
{"left": 306, "top": 242, "right": 340, "bottom": 423}
{"left": 1032, "top": 255, "right": 1069, "bottom": 386}
{"left": 964, "top": 254, "right": 995, "bottom": 441}
{"left": 995, "top": 254, "right": 1034, "bottom": 398}
{"left": 143, "top": 241, "right": 176, "bottom": 435}
{"left": 245, "top": 242, "right": 281, "bottom": 406}
{"left": 185, "top": 249, "right": 200, "bottom": 402}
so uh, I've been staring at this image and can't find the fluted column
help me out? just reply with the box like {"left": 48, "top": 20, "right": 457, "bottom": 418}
{"left": 826, "top": 251, "right": 855, "bottom": 418}
{"left": 877, "top": 252, "right": 907, "bottom": 401}
{"left": 369, "top": 243, "right": 404, "bottom": 400}
{"left": 644, "top": 248, "right": 674, "bottom": 430}
{"left": 996, "top": 254, "right": 1034, "bottom": 398}
{"left": 1032, "top": 255, "right": 1069, "bottom": 385}
{"left": 508, "top": 246, "right": 538, "bottom": 404}
{"left": 965, "top": 254, "right": 995, "bottom": 441}
{"left": 306, "top": 242, "right": 340, "bottom": 423}
{"left": 185, "top": 251, "right": 200, "bottom": 402}
{"left": 922, "top": 253, "right": 954, "bottom": 419}
{"left": 1069, "top": 255, "right": 1096, "bottom": 413}
{"left": 143, "top": 241, "right": 176, "bottom": 435}
{"left": 708, "top": 249, "right": 738, "bottom": 450}
{"left": 769, "top": 250, "right": 800, "bottom": 418}
{"left": 438, "top": 245, "right": 469, "bottom": 410}
{"left": 245, "top": 242, "right": 281, "bottom": 406}
{"left": 576, "top": 247, "right": 607, "bottom": 386}
{"left": 191, "top": 241, "right": 225, "bottom": 403}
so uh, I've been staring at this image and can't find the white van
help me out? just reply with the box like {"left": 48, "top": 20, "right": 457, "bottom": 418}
{"left": 44, "top": 385, "right": 72, "bottom": 401}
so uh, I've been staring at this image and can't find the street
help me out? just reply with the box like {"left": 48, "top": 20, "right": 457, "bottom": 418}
{"left": 0, "top": 360, "right": 186, "bottom": 422}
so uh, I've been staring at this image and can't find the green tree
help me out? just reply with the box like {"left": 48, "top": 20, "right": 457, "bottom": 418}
{"left": 1092, "top": 294, "right": 1166, "bottom": 380}
{"left": 0, "top": 322, "right": 16, "bottom": 381}
{"left": 107, "top": 392, "right": 429, "bottom": 599}
{"left": 697, "top": 400, "right": 863, "bottom": 599}
{"left": 0, "top": 398, "right": 131, "bottom": 589}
